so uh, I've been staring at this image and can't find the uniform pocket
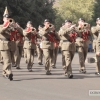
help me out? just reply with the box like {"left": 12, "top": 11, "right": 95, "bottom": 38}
{"left": 0, "top": 41, "right": 9, "bottom": 50}
{"left": 62, "top": 42, "right": 71, "bottom": 51}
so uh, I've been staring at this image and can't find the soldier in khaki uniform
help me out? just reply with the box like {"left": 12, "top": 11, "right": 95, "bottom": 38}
{"left": 52, "top": 40, "right": 59, "bottom": 68}
{"left": 0, "top": 47, "right": 3, "bottom": 63}
{"left": 76, "top": 18, "right": 91, "bottom": 74}
{"left": 37, "top": 25, "right": 43, "bottom": 65}
{"left": 58, "top": 20, "right": 76, "bottom": 78}
{"left": 50, "top": 29, "right": 60, "bottom": 68}
{"left": 23, "top": 21, "right": 37, "bottom": 72}
{"left": 59, "top": 24, "right": 66, "bottom": 69}
{"left": 0, "top": 7, "right": 16, "bottom": 80}
{"left": 91, "top": 18, "right": 100, "bottom": 75}
{"left": 14, "top": 23, "right": 24, "bottom": 69}
{"left": 40, "top": 19, "right": 55, "bottom": 75}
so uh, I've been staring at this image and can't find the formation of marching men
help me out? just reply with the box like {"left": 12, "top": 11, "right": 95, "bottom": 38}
{"left": 0, "top": 7, "right": 100, "bottom": 81}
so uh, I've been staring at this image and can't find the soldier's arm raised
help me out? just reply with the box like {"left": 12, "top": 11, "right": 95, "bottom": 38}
{"left": 91, "top": 27, "right": 97, "bottom": 34}
{"left": 59, "top": 28, "right": 71, "bottom": 36}
{"left": 23, "top": 30, "right": 29, "bottom": 36}
{"left": 0, "top": 25, "right": 8, "bottom": 34}
{"left": 17, "top": 27, "right": 23, "bottom": 36}
{"left": 40, "top": 27, "right": 49, "bottom": 36}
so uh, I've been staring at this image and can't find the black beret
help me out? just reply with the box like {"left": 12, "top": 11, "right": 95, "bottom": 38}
{"left": 65, "top": 20, "right": 72, "bottom": 23}
{"left": 39, "top": 25, "right": 44, "bottom": 28}
{"left": 3, "top": 14, "right": 10, "bottom": 18}
{"left": 44, "top": 19, "right": 50, "bottom": 23}
{"left": 79, "top": 18, "right": 85, "bottom": 22}
{"left": 96, "top": 17, "right": 100, "bottom": 21}
{"left": 27, "top": 21, "right": 32, "bottom": 24}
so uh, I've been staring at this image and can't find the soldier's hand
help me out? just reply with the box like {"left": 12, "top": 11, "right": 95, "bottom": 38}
{"left": 70, "top": 24, "right": 76, "bottom": 29}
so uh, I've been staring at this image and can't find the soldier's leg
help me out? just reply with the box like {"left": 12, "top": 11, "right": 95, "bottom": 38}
{"left": 37, "top": 47, "right": 42, "bottom": 64}
{"left": 30, "top": 49, "right": 34, "bottom": 68}
{"left": 26, "top": 49, "right": 32, "bottom": 71}
{"left": 49, "top": 49, "right": 54, "bottom": 68}
{"left": 11, "top": 51, "right": 15, "bottom": 66}
{"left": 0, "top": 51, "right": 3, "bottom": 63}
{"left": 63, "top": 50, "right": 73, "bottom": 78}
{"left": 40, "top": 49, "right": 43, "bottom": 64}
{"left": 96, "top": 55, "right": 100, "bottom": 74}
{"left": 43, "top": 49, "right": 51, "bottom": 75}
{"left": 38, "top": 48, "right": 43, "bottom": 65}
{"left": 1, "top": 50, "right": 13, "bottom": 80}
{"left": 77, "top": 47, "right": 85, "bottom": 70}
{"left": 54, "top": 47, "right": 59, "bottom": 66}
{"left": 16, "top": 46, "right": 23, "bottom": 69}
{"left": 14, "top": 45, "right": 19, "bottom": 67}
{"left": 68, "top": 50, "right": 75, "bottom": 72}
{"left": 62, "top": 51, "right": 66, "bottom": 69}
{"left": 0, "top": 51, "right": 1, "bottom": 61}
{"left": 24, "top": 48, "right": 27, "bottom": 63}
{"left": 83, "top": 47, "right": 88, "bottom": 62}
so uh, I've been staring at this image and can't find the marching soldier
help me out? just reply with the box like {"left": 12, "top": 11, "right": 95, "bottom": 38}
{"left": 76, "top": 18, "right": 91, "bottom": 73}
{"left": 52, "top": 39, "right": 59, "bottom": 68}
{"left": 0, "top": 7, "right": 16, "bottom": 80}
{"left": 59, "top": 23, "right": 66, "bottom": 69}
{"left": 49, "top": 27, "right": 60, "bottom": 68}
{"left": 14, "top": 22, "right": 24, "bottom": 69}
{"left": 91, "top": 18, "right": 100, "bottom": 75}
{"left": 23, "top": 21, "right": 37, "bottom": 72}
{"left": 40, "top": 19, "right": 55, "bottom": 75}
{"left": 58, "top": 20, "right": 76, "bottom": 78}
{"left": 37, "top": 25, "right": 43, "bottom": 65}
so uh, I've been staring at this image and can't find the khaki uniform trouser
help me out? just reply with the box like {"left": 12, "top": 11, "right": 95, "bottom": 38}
{"left": 37, "top": 47, "right": 43, "bottom": 63}
{"left": 62, "top": 50, "right": 75, "bottom": 74}
{"left": 96, "top": 55, "right": 100, "bottom": 73}
{"left": 24, "top": 48, "right": 34, "bottom": 69}
{"left": 77, "top": 46, "right": 88, "bottom": 70}
{"left": 1, "top": 50, "right": 12, "bottom": 75}
{"left": 14, "top": 46, "right": 23, "bottom": 67}
{"left": 62, "top": 51, "right": 65, "bottom": 68}
{"left": 52, "top": 47, "right": 59, "bottom": 66}
{"left": 43, "top": 49, "right": 53, "bottom": 71}
{"left": 49, "top": 49, "right": 55, "bottom": 67}
{"left": 0, "top": 51, "right": 3, "bottom": 61}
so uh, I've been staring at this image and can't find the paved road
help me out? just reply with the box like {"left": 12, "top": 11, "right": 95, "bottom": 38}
{"left": 0, "top": 53, "right": 100, "bottom": 100}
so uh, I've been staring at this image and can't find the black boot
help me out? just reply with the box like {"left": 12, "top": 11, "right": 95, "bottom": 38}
{"left": 95, "top": 72, "right": 100, "bottom": 75}
{"left": 46, "top": 71, "right": 52, "bottom": 75}
{"left": 68, "top": 74, "right": 73, "bottom": 79}
{"left": 8, "top": 74, "right": 13, "bottom": 81}
{"left": 79, "top": 69, "right": 86, "bottom": 74}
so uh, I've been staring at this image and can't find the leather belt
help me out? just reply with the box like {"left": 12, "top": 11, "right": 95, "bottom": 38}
{"left": 0, "top": 38, "right": 10, "bottom": 41}
{"left": 93, "top": 39, "right": 97, "bottom": 40}
{"left": 42, "top": 39, "right": 49, "bottom": 41}
{"left": 63, "top": 40, "right": 69, "bottom": 42}
{"left": 25, "top": 39, "right": 30, "bottom": 41}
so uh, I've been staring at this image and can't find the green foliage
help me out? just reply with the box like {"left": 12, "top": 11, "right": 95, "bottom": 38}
{"left": 0, "top": 0, "right": 55, "bottom": 28}
{"left": 92, "top": 0, "right": 100, "bottom": 25}
{"left": 54, "top": 0, "right": 96, "bottom": 30}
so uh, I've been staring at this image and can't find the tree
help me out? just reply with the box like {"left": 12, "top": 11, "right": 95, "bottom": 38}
{"left": 54, "top": 0, "right": 95, "bottom": 30}
{"left": 92, "top": 0, "right": 100, "bottom": 25}
{"left": 0, "top": 0, "right": 55, "bottom": 28}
